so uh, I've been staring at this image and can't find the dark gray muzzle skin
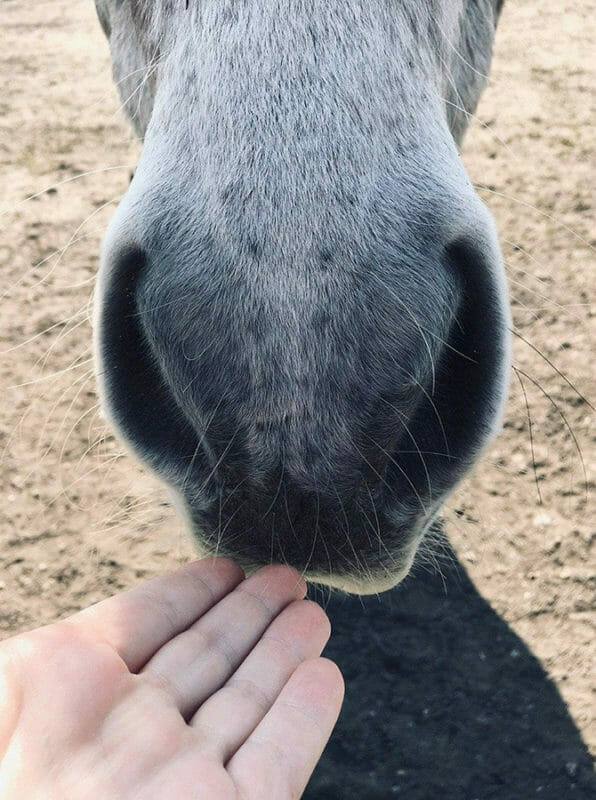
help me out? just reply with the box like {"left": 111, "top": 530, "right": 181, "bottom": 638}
{"left": 94, "top": 0, "right": 509, "bottom": 593}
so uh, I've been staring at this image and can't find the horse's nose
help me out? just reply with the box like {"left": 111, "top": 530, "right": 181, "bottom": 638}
{"left": 97, "top": 218, "right": 508, "bottom": 496}
{"left": 95, "top": 177, "right": 510, "bottom": 589}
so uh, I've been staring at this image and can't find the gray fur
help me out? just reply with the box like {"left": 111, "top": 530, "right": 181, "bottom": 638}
{"left": 94, "top": 0, "right": 509, "bottom": 593}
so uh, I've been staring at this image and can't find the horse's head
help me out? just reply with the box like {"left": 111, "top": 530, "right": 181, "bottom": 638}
{"left": 94, "top": 0, "right": 510, "bottom": 593}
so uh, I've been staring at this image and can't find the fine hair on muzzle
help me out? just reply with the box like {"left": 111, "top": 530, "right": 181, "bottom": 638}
{"left": 94, "top": 0, "right": 510, "bottom": 594}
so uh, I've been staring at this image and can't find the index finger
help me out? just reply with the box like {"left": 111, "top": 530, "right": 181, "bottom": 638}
{"left": 71, "top": 558, "right": 244, "bottom": 671}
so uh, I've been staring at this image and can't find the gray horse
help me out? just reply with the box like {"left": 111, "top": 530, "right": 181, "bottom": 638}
{"left": 94, "top": 0, "right": 509, "bottom": 594}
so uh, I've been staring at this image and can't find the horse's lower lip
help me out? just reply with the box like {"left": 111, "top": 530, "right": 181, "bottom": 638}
{"left": 308, "top": 532, "right": 422, "bottom": 595}
{"left": 304, "top": 565, "right": 412, "bottom": 595}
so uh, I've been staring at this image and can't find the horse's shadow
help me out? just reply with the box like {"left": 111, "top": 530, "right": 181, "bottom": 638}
{"left": 306, "top": 545, "right": 594, "bottom": 799}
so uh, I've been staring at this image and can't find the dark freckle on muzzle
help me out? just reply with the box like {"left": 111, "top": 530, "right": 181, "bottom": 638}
{"left": 319, "top": 248, "right": 334, "bottom": 268}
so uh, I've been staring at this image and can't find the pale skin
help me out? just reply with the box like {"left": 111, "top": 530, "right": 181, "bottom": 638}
{"left": 0, "top": 559, "right": 344, "bottom": 799}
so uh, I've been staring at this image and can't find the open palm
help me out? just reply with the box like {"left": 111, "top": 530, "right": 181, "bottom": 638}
{"left": 0, "top": 560, "right": 343, "bottom": 799}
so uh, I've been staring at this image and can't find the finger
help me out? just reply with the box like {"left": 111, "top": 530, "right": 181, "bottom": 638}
{"left": 228, "top": 658, "right": 344, "bottom": 799}
{"left": 141, "top": 565, "right": 306, "bottom": 718}
{"left": 71, "top": 558, "right": 244, "bottom": 672}
{"left": 191, "top": 599, "right": 331, "bottom": 760}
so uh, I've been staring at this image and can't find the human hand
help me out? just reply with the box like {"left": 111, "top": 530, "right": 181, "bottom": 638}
{"left": 0, "top": 560, "right": 343, "bottom": 799}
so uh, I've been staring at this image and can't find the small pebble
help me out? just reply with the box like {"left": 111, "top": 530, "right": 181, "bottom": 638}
{"left": 533, "top": 512, "right": 553, "bottom": 527}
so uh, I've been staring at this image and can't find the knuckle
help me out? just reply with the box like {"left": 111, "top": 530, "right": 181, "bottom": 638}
{"left": 226, "top": 676, "right": 273, "bottom": 713}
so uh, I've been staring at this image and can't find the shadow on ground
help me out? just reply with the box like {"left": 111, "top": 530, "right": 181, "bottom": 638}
{"left": 306, "top": 544, "right": 594, "bottom": 799}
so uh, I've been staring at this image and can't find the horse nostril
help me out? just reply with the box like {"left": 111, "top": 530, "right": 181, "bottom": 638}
{"left": 98, "top": 245, "right": 147, "bottom": 399}
{"left": 96, "top": 245, "right": 205, "bottom": 482}
{"left": 444, "top": 235, "right": 511, "bottom": 432}
{"left": 379, "top": 233, "right": 511, "bottom": 507}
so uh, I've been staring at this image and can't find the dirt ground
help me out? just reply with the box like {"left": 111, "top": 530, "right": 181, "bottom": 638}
{"left": 1, "top": 1, "right": 594, "bottom": 797}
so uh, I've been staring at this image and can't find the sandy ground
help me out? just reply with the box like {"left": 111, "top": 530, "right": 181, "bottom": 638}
{"left": 0, "top": 1, "right": 594, "bottom": 797}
